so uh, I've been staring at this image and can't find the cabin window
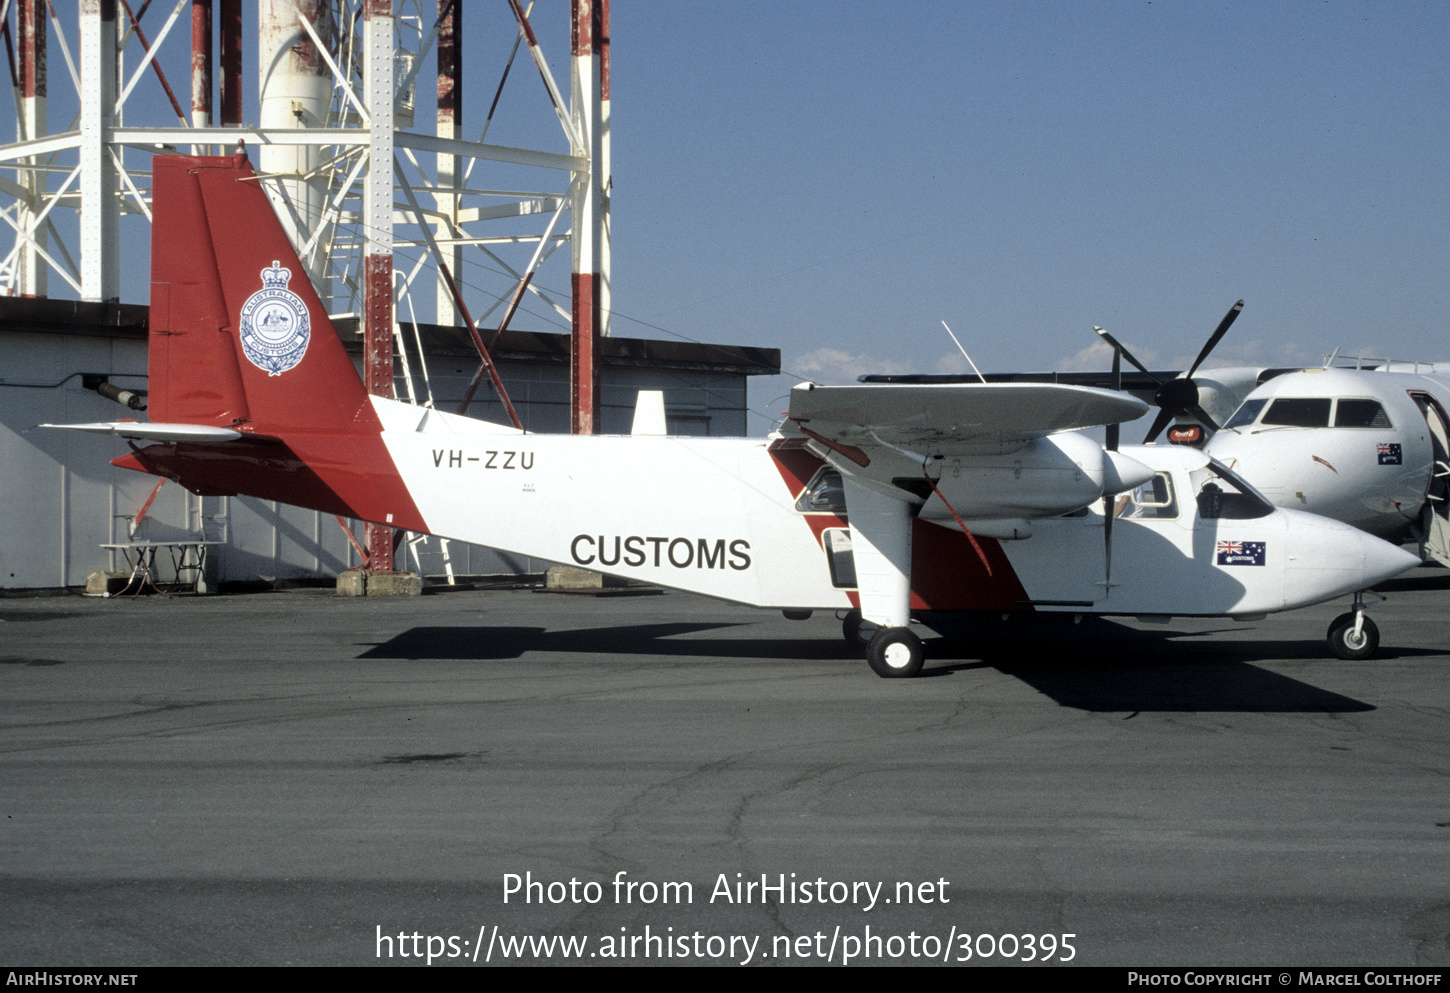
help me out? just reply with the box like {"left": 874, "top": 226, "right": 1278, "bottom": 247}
{"left": 822, "top": 528, "right": 857, "bottom": 588}
{"left": 1224, "top": 399, "right": 1267, "bottom": 429}
{"left": 1123, "top": 472, "right": 1179, "bottom": 520}
{"left": 797, "top": 468, "right": 847, "bottom": 513}
{"left": 1333, "top": 399, "right": 1392, "bottom": 428}
{"left": 1262, "top": 398, "right": 1332, "bottom": 427}
{"left": 1191, "top": 461, "right": 1274, "bottom": 520}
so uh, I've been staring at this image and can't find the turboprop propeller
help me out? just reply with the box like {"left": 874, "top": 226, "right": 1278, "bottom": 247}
{"left": 1095, "top": 300, "right": 1245, "bottom": 444}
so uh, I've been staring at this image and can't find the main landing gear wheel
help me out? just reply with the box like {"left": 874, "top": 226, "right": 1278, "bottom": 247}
{"left": 1327, "top": 612, "right": 1379, "bottom": 660}
{"left": 866, "top": 627, "right": 924, "bottom": 679}
{"left": 841, "top": 609, "right": 864, "bottom": 648}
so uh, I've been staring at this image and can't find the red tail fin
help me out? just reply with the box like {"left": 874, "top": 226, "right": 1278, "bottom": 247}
{"left": 114, "top": 153, "right": 426, "bottom": 532}
{"left": 148, "top": 153, "right": 373, "bottom": 435}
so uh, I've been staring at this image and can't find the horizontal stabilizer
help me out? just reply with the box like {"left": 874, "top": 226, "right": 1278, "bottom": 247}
{"left": 39, "top": 421, "right": 253, "bottom": 443}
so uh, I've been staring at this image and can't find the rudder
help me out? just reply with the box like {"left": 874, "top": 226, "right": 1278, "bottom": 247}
{"left": 148, "top": 152, "right": 375, "bottom": 436}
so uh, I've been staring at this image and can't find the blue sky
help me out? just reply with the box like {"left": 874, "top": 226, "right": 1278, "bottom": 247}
{"left": 596, "top": 1, "right": 1449, "bottom": 425}
{"left": 20, "top": 2, "right": 1450, "bottom": 433}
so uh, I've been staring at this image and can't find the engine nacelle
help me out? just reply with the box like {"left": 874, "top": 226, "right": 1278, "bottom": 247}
{"left": 924, "top": 433, "right": 1155, "bottom": 520}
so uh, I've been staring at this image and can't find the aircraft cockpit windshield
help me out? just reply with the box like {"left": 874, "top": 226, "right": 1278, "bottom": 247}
{"left": 1191, "top": 460, "right": 1274, "bottom": 520}
{"left": 1224, "top": 398, "right": 1268, "bottom": 429}
{"left": 1223, "top": 397, "right": 1392, "bottom": 431}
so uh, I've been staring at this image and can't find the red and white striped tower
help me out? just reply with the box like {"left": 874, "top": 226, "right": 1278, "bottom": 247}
{"left": 258, "top": 0, "right": 333, "bottom": 284}
{"left": 362, "top": 0, "right": 396, "bottom": 571}
{"left": 435, "top": 0, "right": 463, "bottom": 327}
{"left": 218, "top": 0, "right": 242, "bottom": 126}
{"left": 190, "top": 1, "right": 212, "bottom": 130}
{"left": 17, "top": 0, "right": 46, "bottom": 297}
{"left": 79, "top": 0, "right": 119, "bottom": 303}
{"left": 570, "top": 0, "right": 610, "bottom": 434}
{"left": 598, "top": 2, "right": 611, "bottom": 346}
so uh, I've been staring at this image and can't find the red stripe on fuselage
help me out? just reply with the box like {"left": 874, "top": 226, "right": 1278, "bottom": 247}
{"left": 767, "top": 445, "right": 1033, "bottom": 610}
{"left": 802, "top": 513, "right": 844, "bottom": 547}
{"left": 767, "top": 444, "right": 825, "bottom": 500}
{"left": 909, "top": 519, "right": 1031, "bottom": 611}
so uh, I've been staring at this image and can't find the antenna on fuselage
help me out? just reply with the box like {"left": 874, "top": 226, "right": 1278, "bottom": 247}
{"left": 942, "top": 321, "right": 986, "bottom": 384}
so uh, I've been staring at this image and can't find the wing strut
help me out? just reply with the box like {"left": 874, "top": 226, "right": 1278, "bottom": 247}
{"left": 841, "top": 474, "right": 927, "bottom": 677}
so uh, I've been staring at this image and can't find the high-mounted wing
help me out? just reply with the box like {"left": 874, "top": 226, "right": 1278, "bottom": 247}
{"left": 861, "top": 369, "right": 1178, "bottom": 402}
{"left": 786, "top": 381, "right": 1150, "bottom": 456}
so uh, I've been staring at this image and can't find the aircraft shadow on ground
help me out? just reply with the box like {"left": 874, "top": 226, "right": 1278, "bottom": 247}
{"left": 923, "top": 617, "right": 1385, "bottom": 712}
{"left": 357, "top": 622, "right": 851, "bottom": 662}
{"left": 357, "top": 616, "right": 1404, "bottom": 713}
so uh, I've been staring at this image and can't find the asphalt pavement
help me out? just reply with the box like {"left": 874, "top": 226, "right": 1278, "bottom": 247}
{"left": 3, "top": 567, "right": 1448, "bottom": 966}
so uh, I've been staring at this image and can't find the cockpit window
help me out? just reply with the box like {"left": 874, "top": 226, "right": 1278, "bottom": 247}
{"left": 1191, "top": 461, "right": 1274, "bottom": 520}
{"left": 1224, "top": 399, "right": 1267, "bottom": 429}
{"left": 1262, "top": 397, "right": 1331, "bottom": 427}
{"left": 1333, "top": 399, "right": 1392, "bottom": 428}
{"left": 1236, "top": 396, "right": 1391, "bottom": 429}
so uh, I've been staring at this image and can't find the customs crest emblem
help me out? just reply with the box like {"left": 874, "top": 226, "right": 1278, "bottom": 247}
{"left": 239, "top": 261, "right": 311, "bottom": 376}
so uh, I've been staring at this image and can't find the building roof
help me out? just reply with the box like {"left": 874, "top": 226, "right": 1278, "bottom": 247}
{"left": 0, "top": 298, "right": 780, "bottom": 377}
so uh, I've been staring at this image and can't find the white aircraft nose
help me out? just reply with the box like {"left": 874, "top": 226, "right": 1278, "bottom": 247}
{"left": 1357, "top": 530, "right": 1422, "bottom": 587}
{"left": 1281, "top": 510, "right": 1420, "bottom": 609}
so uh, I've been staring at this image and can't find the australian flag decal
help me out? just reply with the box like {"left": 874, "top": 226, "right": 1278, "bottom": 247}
{"left": 1217, "top": 540, "right": 1266, "bottom": 566}
{"left": 1377, "top": 443, "right": 1402, "bottom": 465}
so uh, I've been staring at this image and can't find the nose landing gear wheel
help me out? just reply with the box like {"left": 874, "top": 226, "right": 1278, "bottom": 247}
{"left": 1327, "top": 612, "right": 1379, "bottom": 660}
{"left": 866, "top": 627, "right": 924, "bottom": 678}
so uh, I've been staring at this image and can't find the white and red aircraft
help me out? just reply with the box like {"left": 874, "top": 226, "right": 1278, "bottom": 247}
{"left": 43, "top": 154, "right": 1421, "bottom": 674}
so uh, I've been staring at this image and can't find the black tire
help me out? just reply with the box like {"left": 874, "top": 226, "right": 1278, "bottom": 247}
{"left": 782, "top": 609, "right": 812, "bottom": 621}
{"left": 841, "top": 609, "right": 864, "bottom": 647}
{"left": 866, "top": 627, "right": 924, "bottom": 678}
{"left": 1327, "top": 612, "right": 1379, "bottom": 660}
